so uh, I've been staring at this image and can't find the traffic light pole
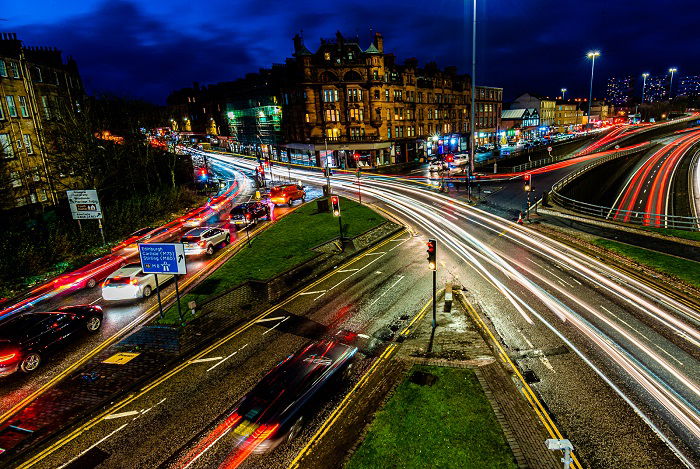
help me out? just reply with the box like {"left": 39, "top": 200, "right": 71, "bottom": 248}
{"left": 432, "top": 269, "right": 437, "bottom": 329}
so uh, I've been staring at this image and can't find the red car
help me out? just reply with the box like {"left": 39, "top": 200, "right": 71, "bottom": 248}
{"left": 269, "top": 184, "right": 306, "bottom": 206}
{"left": 53, "top": 255, "right": 126, "bottom": 290}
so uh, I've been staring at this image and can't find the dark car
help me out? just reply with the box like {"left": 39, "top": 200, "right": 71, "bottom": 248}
{"left": 0, "top": 305, "right": 103, "bottom": 377}
{"left": 230, "top": 202, "right": 271, "bottom": 226}
{"left": 225, "top": 341, "right": 357, "bottom": 454}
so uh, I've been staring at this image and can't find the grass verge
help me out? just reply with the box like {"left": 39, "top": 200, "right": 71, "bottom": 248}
{"left": 157, "top": 197, "right": 385, "bottom": 324}
{"left": 593, "top": 238, "right": 700, "bottom": 289}
{"left": 636, "top": 226, "right": 700, "bottom": 242}
{"left": 346, "top": 365, "right": 517, "bottom": 469}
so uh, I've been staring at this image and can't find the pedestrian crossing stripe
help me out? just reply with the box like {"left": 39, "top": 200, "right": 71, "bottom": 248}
{"left": 103, "top": 352, "right": 140, "bottom": 365}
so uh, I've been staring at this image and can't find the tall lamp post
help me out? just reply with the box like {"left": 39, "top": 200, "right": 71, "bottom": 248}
{"left": 641, "top": 73, "right": 649, "bottom": 103}
{"left": 468, "top": 0, "right": 477, "bottom": 196}
{"left": 561, "top": 88, "right": 567, "bottom": 100}
{"left": 668, "top": 67, "right": 677, "bottom": 100}
{"left": 586, "top": 51, "right": 600, "bottom": 130}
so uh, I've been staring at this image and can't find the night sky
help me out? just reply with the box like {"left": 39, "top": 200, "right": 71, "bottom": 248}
{"left": 4, "top": 0, "right": 698, "bottom": 104}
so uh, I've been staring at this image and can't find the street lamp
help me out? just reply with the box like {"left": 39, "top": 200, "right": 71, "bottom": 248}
{"left": 668, "top": 67, "right": 678, "bottom": 100}
{"left": 561, "top": 88, "right": 567, "bottom": 100}
{"left": 586, "top": 51, "right": 600, "bottom": 130}
{"left": 641, "top": 73, "right": 649, "bottom": 103}
{"left": 468, "top": 0, "right": 477, "bottom": 197}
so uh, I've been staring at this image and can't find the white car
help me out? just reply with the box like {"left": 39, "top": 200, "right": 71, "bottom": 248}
{"left": 101, "top": 264, "right": 173, "bottom": 301}
{"left": 181, "top": 227, "right": 230, "bottom": 256}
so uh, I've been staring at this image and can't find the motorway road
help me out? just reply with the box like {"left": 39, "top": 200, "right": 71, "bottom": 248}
{"left": 23, "top": 228, "right": 430, "bottom": 469}
{"left": 610, "top": 129, "right": 700, "bottom": 226}
{"left": 206, "top": 153, "right": 700, "bottom": 468}
{"left": 0, "top": 160, "right": 321, "bottom": 424}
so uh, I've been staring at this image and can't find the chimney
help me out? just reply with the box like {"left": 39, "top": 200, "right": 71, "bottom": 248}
{"left": 373, "top": 32, "right": 383, "bottom": 53}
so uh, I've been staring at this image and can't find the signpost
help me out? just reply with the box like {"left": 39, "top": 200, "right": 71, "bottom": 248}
{"left": 67, "top": 190, "right": 106, "bottom": 244}
{"left": 138, "top": 243, "right": 187, "bottom": 321}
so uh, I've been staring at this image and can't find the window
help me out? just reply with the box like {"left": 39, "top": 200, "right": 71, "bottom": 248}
{"left": 0, "top": 101, "right": 4, "bottom": 120}
{"left": 37, "top": 189, "right": 48, "bottom": 202}
{"left": 9, "top": 62, "right": 19, "bottom": 78}
{"left": 374, "top": 90, "right": 380, "bottom": 100}
{"left": 10, "top": 171, "right": 21, "bottom": 187}
{"left": 34, "top": 66, "right": 42, "bottom": 82}
{"left": 324, "top": 109, "right": 338, "bottom": 122}
{"left": 18, "top": 96, "right": 29, "bottom": 117}
{"left": 323, "top": 89, "right": 338, "bottom": 102}
{"left": 305, "top": 112, "right": 311, "bottom": 123}
{"left": 385, "top": 89, "right": 390, "bottom": 101}
{"left": 418, "top": 92, "right": 423, "bottom": 103}
{"left": 6, "top": 96, "right": 17, "bottom": 117}
{"left": 375, "top": 108, "right": 381, "bottom": 120}
{"left": 393, "top": 90, "right": 403, "bottom": 101}
{"left": 347, "top": 89, "right": 362, "bottom": 102}
{"left": 41, "top": 96, "right": 51, "bottom": 119}
{"left": 395, "top": 126, "right": 400, "bottom": 138}
{"left": 0, "top": 60, "right": 6, "bottom": 77}
{"left": 373, "top": 70, "right": 379, "bottom": 80}
{"left": 324, "top": 51, "right": 331, "bottom": 61}
{"left": 350, "top": 108, "right": 364, "bottom": 121}
{"left": 418, "top": 125, "right": 424, "bottom": 135}
{"left": 0, "top": 134, "right": 14, "bottom": 158}
{"left": 387, "top": 127, "right": 392, "bottom": 138}
{"left": 23, "top": 135, "right": 33, "bottom": 154}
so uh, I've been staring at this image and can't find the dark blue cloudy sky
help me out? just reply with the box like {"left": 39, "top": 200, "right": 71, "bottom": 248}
{"left": 4, "top": 0, "right": 698, "bottom": 104}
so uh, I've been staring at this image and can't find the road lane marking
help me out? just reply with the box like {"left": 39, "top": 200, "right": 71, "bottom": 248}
{"left": 207, "top": 344, "right": 249, "bottom": 372}
{"left": 337, "top": 268, "right": 359, "bottom": 273}
{"left": 368, "top": 275, "right": 405, "bottom": 308}
{"left": 261, "top": 316, "right": 289, "bottom": 336}
{"left": 654, "top": 344, "right": 684, "bottom": 366}
{"left": 188, "top": 357, "right": 223, "bottom": 364}
{"left": 103, "top": 410, "right": 140, "bottom": 420}
{"left": 89, "top": 297, "right": 102, "bottom": 305}
{"left": 57, "top": 423, "right": 129, "bottom": 469}
{"left": 255, "top": 316, "right": 287, "bottom": 322}
{"left": 600, "top": 305, "right": 651, "bottom": 341}
{"left": 388, "top": 238, "right": 409, "bottom": 251}
{"left": 18, "top": 230, "right": 406, "bottom": 468}
{"left": 364, "top": 251, "right": 385, "bottom": 255}
{"left": 298, "top": 290, "right": 327, "bottom": 296}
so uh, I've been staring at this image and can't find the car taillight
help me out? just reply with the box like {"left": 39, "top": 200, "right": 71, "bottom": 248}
{"left": 245, "top": 213, "right": 251, "bottom": 220}
{"left": 252, "top": 423, "right": 279, "bottom": 441}
{"left": 198, "top": 240, "right": 207, "bottom": 247}
{"left": 130, "top": 278, "right": 138, "bottom": 285}
{"left": 0, "top": 352, "right": 17, "bottom": 363}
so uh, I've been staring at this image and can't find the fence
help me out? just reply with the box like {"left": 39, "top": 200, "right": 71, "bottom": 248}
{"left": 547, "top": 141, "right": 700, "bottom": 230}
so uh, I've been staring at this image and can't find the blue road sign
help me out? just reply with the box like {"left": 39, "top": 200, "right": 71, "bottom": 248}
{"left": 138, "top": 243, "right": 187, "bottom": 275}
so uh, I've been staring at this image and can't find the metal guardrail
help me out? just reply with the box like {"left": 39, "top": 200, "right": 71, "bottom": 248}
{"left": 548, "top": 141, "right": 700, "bottom": 231}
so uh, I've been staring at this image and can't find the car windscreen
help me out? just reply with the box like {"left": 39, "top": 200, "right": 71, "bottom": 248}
{"left": 231, "top": 205, "right": 249, "bottom": 215}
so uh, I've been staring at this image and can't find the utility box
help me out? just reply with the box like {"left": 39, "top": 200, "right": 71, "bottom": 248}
{"left": 444, "top": 283, "right": 453, "bottom": 312}
{"left": 317, "top": 198, "right": 329, "bottom": 213}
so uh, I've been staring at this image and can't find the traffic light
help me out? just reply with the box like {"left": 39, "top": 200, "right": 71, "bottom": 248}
{"left": 524, "top": 174, "right": 531, "bottom": 192}
{"left": 426, "top": 239, "right": 436, "bottom": 270}
{"left": 331, "top": 195, "right": 340, "bottom": 216}
{"left": 199, "top": 168, "right": 208, "bottom": 181}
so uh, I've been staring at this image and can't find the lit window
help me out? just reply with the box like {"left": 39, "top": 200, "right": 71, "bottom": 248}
{"left": 0, "top": 134, "right": 15, "bottom": 158}
{"left": 18, "top": 96, "right": 29, "bottom": 117}
{"left": 324, "top": 51, "right": 331, "bottom": 61}
{"left": 23, "top": 134, "right": 33, "bottom": 154}
{"left": 5, "top": 96, "right": 17, "bottom": 117}
{"left": 10, "top": 171, "right": 22, "bottom": 187}
{"left": 41, "top": 96, "right": 51, "bottom": 119}
{"left": 0, "top": 60, "right": 6, "bottom": 77}
{"left": 9, "top": 62, "right": 19, "bottom": 78}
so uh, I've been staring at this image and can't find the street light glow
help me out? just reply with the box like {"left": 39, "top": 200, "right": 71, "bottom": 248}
{"left": 586, "top": 50, "right": 600, "bottom": 59}
{"left": 669, "top": 67, "right": 677, "bottom": 73}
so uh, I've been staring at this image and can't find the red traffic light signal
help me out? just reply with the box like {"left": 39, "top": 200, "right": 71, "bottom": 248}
{"left": 523, "top": 173, "right": 531, "bottom": 192}
{"left": 426, "top": 238, "right": 437, "bottom": 270}
{"left": 331, "top": 195, "right": 340, "bottom": 216}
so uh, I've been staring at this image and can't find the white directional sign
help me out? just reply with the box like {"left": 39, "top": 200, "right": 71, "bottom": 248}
{"left": 67, "top": 190, "right": 102, "bottom": 219}
{"left": 138, "top": 243, "right": 187, "bottom": 275}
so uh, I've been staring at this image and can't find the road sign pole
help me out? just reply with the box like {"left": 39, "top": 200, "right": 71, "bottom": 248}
{"left": 154, "top": 274, "right": 164, "bottom": 318}
{"left": 97, "top": 219, "right": 106, "bottom": 245}
{"left": 357, "top": 169, "right": 362, "bottom": 204}
{"left": 174, "top": 275, "right": 183, "bottom": 324}
{"left": 338, "top": 214, "right": 343, "bottom": 243}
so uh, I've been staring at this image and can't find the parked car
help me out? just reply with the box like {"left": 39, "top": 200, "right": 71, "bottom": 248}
{"left": 0, "top": 305, "right": 103, "bottom": 376}
{"left": 224, "top": 341, "right": 357, "bottom": 453}
{"left": 230, "top": 202, "right": 271, "bottom": 227}
{"left": 269, "top": 184, "right": 306, "bottom": 206}
{"left": 181, "top": 227, "right": 230, "bottom": 256}
{"left": 102, "top": 264, "right": 173, "bottom": 301}
{"left": 54, "top": 255, "right": 126, "bottom": 290}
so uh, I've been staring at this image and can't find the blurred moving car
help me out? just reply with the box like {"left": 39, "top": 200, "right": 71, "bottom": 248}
{"left": 225, "top": 341, "right": 357, "bottom": 454}
{"left": 269, "top": 184, "right": 306, "bottom": 206}
{"left": 102, "top": 264, "right": 173, "bottom": 301}
{"left": 111, "top": 226, "right": 174, "bottom": 253}
{"left": 0, "top": 305, "right": 103, "bottom": 376}
{"left": 54, "top": 255, "right": 126, "bottom": 290}
{"left": 230, "top": 202, "right": 271, "bottom": 227}
{"left": 181, "top": 227, "right": 230, "bottom": 256}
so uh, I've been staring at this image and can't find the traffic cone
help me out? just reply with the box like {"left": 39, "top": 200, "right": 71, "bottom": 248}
{"left": 517, "top": 212, "right": 524, "bottom": 224}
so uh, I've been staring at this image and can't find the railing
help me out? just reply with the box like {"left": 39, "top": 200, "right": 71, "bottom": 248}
{"left": 547, "top": 141, "right": 700, "bottom": 231}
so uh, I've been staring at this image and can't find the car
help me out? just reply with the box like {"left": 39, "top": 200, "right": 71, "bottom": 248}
{"left": 230, "top": 202, "right": 271, "bottom": 227}
{"left": 101, "top": 264, "right": 173, "bottom": 301}
{"left": 0, "top": 305, "right": 103, "bottom": 377}
{"left": 181, "top": 227, "right": 230, "bottom": 256}
{"left": 223, "top": 341, "right": 357, "bottom": 454}
{"left": 111, "top": 226, "right": 174, "bottom": 253}
{"left": 54, "top": 255, "right": 126, "bottom": 290}
{"left": 428, "top": 160, "right": 447, "bottom": 173}
{"left": 269, "top": 184, "right": 306, "bottom": 206}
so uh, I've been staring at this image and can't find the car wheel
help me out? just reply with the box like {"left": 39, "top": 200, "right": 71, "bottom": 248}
{"left": 20, "top": 353, "right": 41, "bottom": 373}
{"left": 143, "top": 285, "right": 152, "bottom": 298}
{"left": 287, "top": 416, "right": 303, "bottom": 442}
{"left": 86, "top": 278, "right": 97, "bottom": 289}
{"left": 206, "top": 245, "right": 214, "bottom": 256}
{"left": 224, "top": 234, "right": 231, "bottom": 245}
{"left": 341, "top": 361, "right": 354, "bottom": 381}
{"left": 86, "top": 316, "right": 102, "bottom": 332}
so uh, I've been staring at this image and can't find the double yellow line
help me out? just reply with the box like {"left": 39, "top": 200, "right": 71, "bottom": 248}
{"left": 459, "top": 295, "right": 583, "bottom": 469}
{"left": 288, "top": 293, "right": 436, "bottom": 468}
{"left": 19, "top": 230, "right": 405, "bottom": 468}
